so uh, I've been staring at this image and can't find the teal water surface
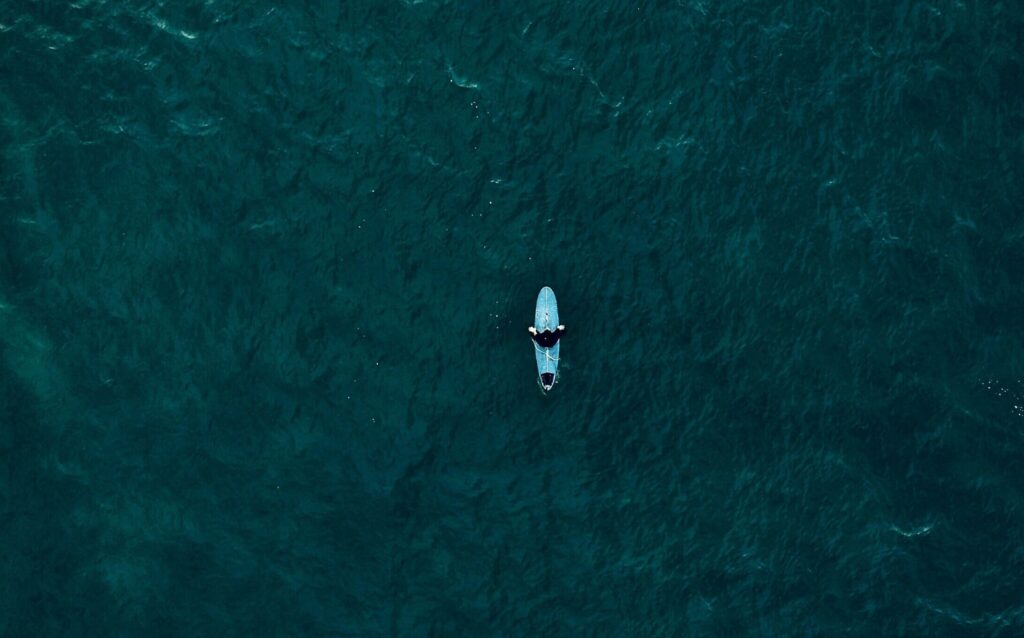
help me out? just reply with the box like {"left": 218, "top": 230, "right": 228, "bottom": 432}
{"left": 2, "top": 1, "right": 1024, "bottom": 635}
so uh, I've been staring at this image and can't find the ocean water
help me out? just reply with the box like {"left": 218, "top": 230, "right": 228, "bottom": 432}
{"left": 2, "top": 0, "right": 1023, "bottom": 635}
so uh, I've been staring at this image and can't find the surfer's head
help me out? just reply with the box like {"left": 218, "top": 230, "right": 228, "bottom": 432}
{"left": 541, "top": 373, "right": 555, "bottom": 390}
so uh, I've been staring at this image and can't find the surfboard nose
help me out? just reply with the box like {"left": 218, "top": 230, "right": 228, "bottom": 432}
{"left": 541, "top": 373, "right": 555, "bottom": 389}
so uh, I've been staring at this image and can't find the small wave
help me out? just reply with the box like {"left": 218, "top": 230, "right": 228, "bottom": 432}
{"left": 918, "top": 598, "right": 1016, "bottom": 629}
{"left": 147, "top": 11, "right": 199, "bottom": 43}
{"left": 170, "top": 114, "right": 222, "bottom": 137}
{"left": 891, "top": 523, "right": 933, "bottom": 538}
{"left": 446, "top": 64, "right": 479, "bottom": 90}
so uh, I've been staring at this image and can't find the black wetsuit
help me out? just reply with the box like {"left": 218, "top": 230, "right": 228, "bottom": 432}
{"left": 532, "top": 327, "right": 565, "bottom": 348}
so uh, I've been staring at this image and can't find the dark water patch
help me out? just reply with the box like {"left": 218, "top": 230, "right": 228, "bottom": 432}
{"left": 3, "top": 0, "right": 1024, "bottom": 635}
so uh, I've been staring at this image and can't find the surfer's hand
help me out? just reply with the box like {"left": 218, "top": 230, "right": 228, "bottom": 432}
{"left": 528, "top": 326, "right": 537, "bottom": 334}
{"left": 557, "top": 324, "right": 565, "bottom": 331}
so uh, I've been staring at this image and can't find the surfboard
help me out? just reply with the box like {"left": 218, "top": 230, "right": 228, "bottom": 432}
{"left": 533, "top": 286, "right": 559, "bottom": 391}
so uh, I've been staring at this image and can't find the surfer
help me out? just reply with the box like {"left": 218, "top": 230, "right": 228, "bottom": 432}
{"left": 531, "top": 286, "right": 562, "bottom": 391}
{"left": 528, "top": 324, "right": 566, "bottom": 348}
